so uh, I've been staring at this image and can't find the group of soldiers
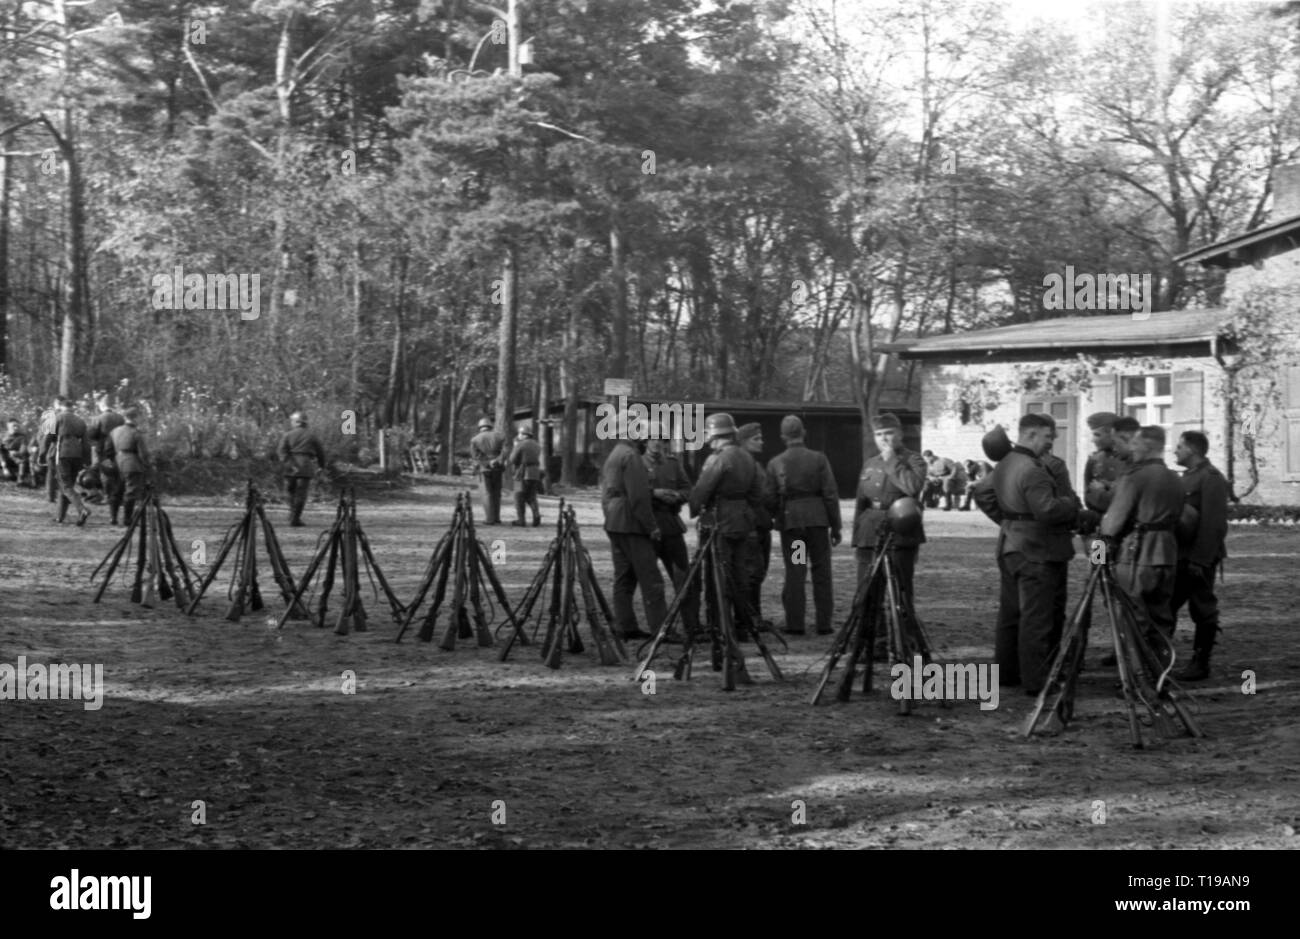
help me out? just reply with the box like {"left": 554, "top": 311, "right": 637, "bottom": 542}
{"left": 921, "top": 449, "right": 994, "bottom": 512}
{"left": 566, "top": 406, "right": 1229, "bottom": 691}
{"left": 468, "top": 416, "right": 544, "bottom": 527}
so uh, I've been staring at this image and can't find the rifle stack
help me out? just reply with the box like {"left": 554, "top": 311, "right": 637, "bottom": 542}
{"left": 275, "top": 488, "right": 405, "bottom": 634}
{"left": 500, "top": 499, "right": 627, "bottom": 669}
{"left": 397, "top": 491, "right": 526, "bottom": 650}
{"left": 184, "top": 481, "right": 308, "bottom": 623}
{"left": 91, "top": 486, "right": 199, "bottom": 610}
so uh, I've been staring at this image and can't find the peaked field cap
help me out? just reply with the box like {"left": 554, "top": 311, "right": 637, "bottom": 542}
{"left": 871, "top": 413, "right": 902, "bottom": 431}
{"left": 1086, "top": 411, "right": 1119, "bottom": 430}
{"left": 780, "top": 415, "right": 804, "bottom": 438}
{"left": 737, "top": 422, "right": 763, "bottom": 443}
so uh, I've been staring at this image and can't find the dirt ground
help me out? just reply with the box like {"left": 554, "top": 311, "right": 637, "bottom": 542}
{"left": 2, "top": 475, "right": 1298, "bottom": 850}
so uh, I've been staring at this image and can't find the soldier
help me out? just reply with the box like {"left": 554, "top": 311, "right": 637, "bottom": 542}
{"left": 1083, "top": 412, "right": 1130, "bottom": 512}
{"left": 961, "top": 459, "right": 993, "bottom": 510}
{"left": 976, "top": 413, "right": 1082, "bottom": 694}
{"left": 277, "top": 412, "right": 327, "bottom": 527}
{"left": 109, "top": 408, "right": 151, "bottom": 523}
{"left": 34, "top": 404, "right": 59, "bottom": 505}
{"left": 644, "top": 436, "right": 701, "bottom": 637}
{"left": 508, "top": 420, "right": 543, "bottom": 527}
{"left": 765, "top": 415, "right": 841, "bottom": 636}
{"left": 601, "top": 419, "right": 666, "bottom": 641}
{"left": 737, "top": 422, "right": 776, "bottom": 630}
{"left": 1099, "top": 425, "right": 1184, "bottom": 658}
{"left": 1, "top": 418, "right": 31, "bottom": 485}
{"left": 923, "top": 450, "right": 965, "bottom": 511}
{"left": 470, "top": 417, "right": 507, "bottom": 525}
{"left": 1171, "top": 431, "right": 1228, "bottom": 681}
{"left": 689, "top": 413, "right": 764, "bottom": 646}
{"left": 87, "top": 391, "right": 126, "bottom": 524}
{"left": 853, "top": 414, "right": 927, "bottom": 654}
{"left": 39, "top": 396, "right": 91, "bottom": 526}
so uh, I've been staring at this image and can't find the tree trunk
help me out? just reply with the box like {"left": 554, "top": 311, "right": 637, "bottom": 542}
{"left": 0, "top": 140, "right": 10, "bottom": 375}
{"left": 609, "top": 221, "right": 627, "bottom": 378}
{"left": 494, "top": 244, "right": 518, "bottom": 429}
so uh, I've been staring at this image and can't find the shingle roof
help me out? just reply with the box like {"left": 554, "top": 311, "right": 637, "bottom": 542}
{"left": 1174, "top": 214, "right": 1300, "bottom": 268}
{"left": 891, "top": 309, "right": 1234, "bottom": 359}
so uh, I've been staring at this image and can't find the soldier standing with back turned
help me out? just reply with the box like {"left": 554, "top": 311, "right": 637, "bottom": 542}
{"left": 109, "top": 408, "right": 151, "bottom": 524}
{"left": 470, "top": 417, "right": 507, "bottom": 525}
{"left": 87, "top": 391, "right": 126, "bottom": 525}
{"left": 278, "top": 412, "right": 327, "bottom": 527}
{"left": 508, "top": 420, "right": 543, "bottom": 527}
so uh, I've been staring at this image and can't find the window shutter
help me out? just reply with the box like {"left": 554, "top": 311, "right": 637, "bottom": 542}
{"left": 1171, "top": 370, "right": 1203, "bottom": 438}
{"left": 1090, "top": 372, "right": 1119, "bottom": 413}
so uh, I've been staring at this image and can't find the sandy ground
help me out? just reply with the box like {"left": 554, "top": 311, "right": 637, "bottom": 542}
{"left": 1, "top": 475, "right": 1297, "bottom": 850}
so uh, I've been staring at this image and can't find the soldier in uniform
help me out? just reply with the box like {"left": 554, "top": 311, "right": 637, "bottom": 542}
{"left": 39, "top": 396, "right": 91, "bottom": 526}
{"left": 34, "top": 405, "right": 59, "bottom": 504}
{"left": 87, "top": 391, "right": 126, "bottom": 525}
{"left": 853, "top": 413, "right": 927, "bottom": 596}
{"left": 737, "top": 422, "right": 776, "bottom": 630}
{"left": 689, "top": 413, "right": 764, "bottom": 646}
{"left": 976, "top": 413, "right": 1082, "bottom": 694}
{"left": 961, "top": 459, "right": 993, "bottom": 510}
{"left": 1, "top": 418, "right": 31, "bottom": 485}
{"left": 765, "top": 415, "right": 841, "bottom": 636}
{"left": 922, "top": 450, "right": 965, "bottom": 511}
{"left": 277, "top": 412, "right": 327, "bottom": 527}
{"left": 644, "top": 436, "right": 701, "bottom": 637}
{"left": 1171, "top": 430, "right": 1228, "bottom": 680}
{"left": 109, "top": 408, "right": 151, "bottom": 523}
{"left": 601, "top": 420, "right": 665, "bottom": 641}
{"left": 1099, "top": 425, "right": 1184, "bottom": 656}
{"left": 470, "top": 417, "right": 507, "bottom": 525}
{"left": 1083, "top": 412, "right": 1129, "bottom": 512}
{"left": 508, "top": 420, "right": 543, "bottom": 527}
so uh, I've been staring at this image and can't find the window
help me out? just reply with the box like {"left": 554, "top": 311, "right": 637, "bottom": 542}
{"left": 1122, "top": 374, "right": 1173, "bottom": 428}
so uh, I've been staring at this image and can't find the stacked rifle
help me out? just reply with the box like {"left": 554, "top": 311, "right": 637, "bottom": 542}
{"left": 91, "top": 486, "right": 199, "bottom": 610}
{"left": 185, "top": 481, "right": 308, "bottom": 622}
{"left": 500, "top": 499, "right": 626, "bottom": 669}
{"left": 396, "top": 491, "right": 525, "bottom": 650}
{"left": 276, "top": 488, "right": 405, "bottom": 634}
{"left": 1024, "top": 549, "right": 1202, "bottom": 747}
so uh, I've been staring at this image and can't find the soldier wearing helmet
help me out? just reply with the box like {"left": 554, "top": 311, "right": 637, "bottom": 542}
{"left": 765, "top": 415, "right": 841, "bottom": 636}
{"left": 278, "top": 411, "right": 327, "bottom": 527}
{"left": 600, "top": 408, "right": 666, "bottom": 641}
{"left": 689, "top": 413, "right": 765, "bottom": 645}
{"left": 508, "top": 420, "right": 543, "bottom": 527}
{"left": 470, "top": 416, "right": 508, "bottom": 525}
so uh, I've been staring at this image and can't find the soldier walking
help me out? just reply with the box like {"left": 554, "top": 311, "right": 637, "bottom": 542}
{"left": 1170, "top": 431, "right": 1228, "bottom": 681}
{"left": 88, "top": 391, "right": 126, "bottom": 525}
{"left": 737, "top": 422, "right": 776, "bottom": 630}
{"left": 765, "top": 416, "right": 841, "bottom": 636}
{"left": 689, "top": 413, "right": 764, "bottom": 640}
{"left": 278, "top": 412, "right": 327, "bottom": 527}
{"left": 109, "top": 408, "right": 151, "bottom": 523}
{"left": 601, "top": 422, "right": 666, "bottom": 641}
{"left": 975, "top": 413, "right": 1081, "bottom": 695}
{"left": 470, "top": 417, "right": 507, "bottom": 525}
{"left": 39, "top": 396, "right": 91, "bottom": 526}
{"left": 508, "top": 420, "right": 543, "bottom": 527}
{"left": 1099, "top": 425, "right": 1184, "bottom": 657}
{"left": 644, "top": 436, "right": 701, "bottom": 637}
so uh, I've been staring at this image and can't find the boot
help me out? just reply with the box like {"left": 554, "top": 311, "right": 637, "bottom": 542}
{"left": 1176, "top": 622, "right": 1216, "bottom": 681}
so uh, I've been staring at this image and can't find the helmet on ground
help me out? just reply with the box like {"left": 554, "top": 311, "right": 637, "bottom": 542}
{"left": 705, "top": 413, "right": 737, "bottom": 440}
{"left": 1176, "top": 503, "right": 1199, "bottom": 542}
{"left": 290, "top": 411, "right": 307, "bottom": 426}
{"left": 477, "top": 418, "right": 493, "bottom": 431}
{"left": 982, "top": 425, "right": 1012, "bottom": 462}
{"left": 887, "top": 497, "right": 923, "bottom": 537}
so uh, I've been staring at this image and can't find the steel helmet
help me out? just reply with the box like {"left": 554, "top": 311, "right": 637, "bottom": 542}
{"left": 517, "top": 419, "right": 534, "bottom": 437}
{"left": 982, "top": 424, "right": 1012, "bottom": 462}
{"left": 1176, "top": 503, "right": 1199, "bottom": 542}
{"left": 290, "top": 411, "right": 307, "bottom": 426}
{"left": 705, "top": 413, "right": 737, "bottom": 440}
{"left": 887, "top": 496, "right": 923, "bottom": 537}
{"left": 477, "top": 417, "right": 493, "bottom": 431}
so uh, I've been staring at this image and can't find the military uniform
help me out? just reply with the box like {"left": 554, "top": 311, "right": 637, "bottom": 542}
{"left": 741, "top": 439, "right": 776, "bottom": 627}
{"left": 924, "top": 454, "right": 965, "bottom": 510}
{"left": 108, "top": 419, "right": 151, "bottom": 522}
{"left": 602, "top": 440, "right": 666, "bottom": 639}
{"left": 277, "top": 422, "right": 326, "bottom": 526}
{"left": 1100, "top": 458, "right": 1184, "bottom": 641}
{"left": 36, "top": 409, "right": 58, "bottom": 503}
{"left": 470, "top": 424, "right": 508, "bottom": 524}
{"left": 689, "top": 436, "right": 763, "bottom": 634}
{"left": 42, "top": 408, "right": 90, "bottom": 524}
{"left": 88, "top": 406, "right": 126, "bottom": 524}
{"left": 852, "top": 447, "right": 927, "bottom": 595}
{"left": 977, "top": 445, "right": 1079, "bottom": 693}
{"left": 1, "top": 426, "right": 31, "bottom": 485}
{"left": 765, "top": 433, "right": 841, "bottom": 635}
{"left": 1083, "top": 447, "right": 1128, "bottom": 513}
{"left": 1172, "top": 459, "right": 1228, "bottom": 678}
{"left": 508, "top": 432, "right": 543, "bottom": 526}
{"left": 961, "top": 460, "right": 992, "bottom": 510}
{"left": 645, "top": 446, "right": 701, "bottom": 635}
